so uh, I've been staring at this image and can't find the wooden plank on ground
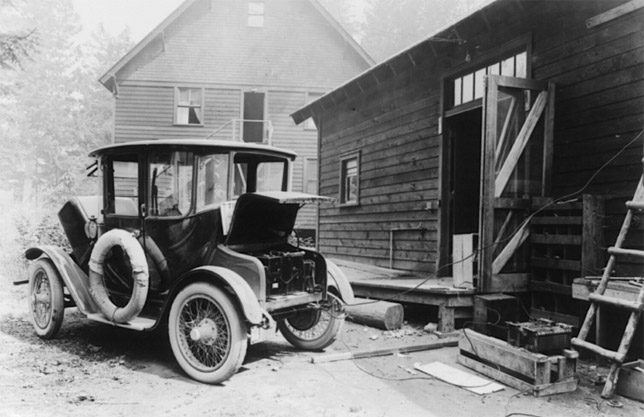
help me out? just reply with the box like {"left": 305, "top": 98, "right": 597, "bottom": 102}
{"left": 457, "top": 354, "right": 577, "bottom": 397}
{"left": 460, "top": 329, "right": 548, "bottom": 381}
{"left": 310, "top": 339, "right": 459, "bottom": 364}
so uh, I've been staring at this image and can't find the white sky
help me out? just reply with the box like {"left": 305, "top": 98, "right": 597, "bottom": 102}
{"left": 72, "top": 0, "right": 185, "bottom": 42}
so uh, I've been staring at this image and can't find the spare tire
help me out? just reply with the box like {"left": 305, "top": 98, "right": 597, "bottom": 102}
{"left": 89, "top": 229, "right": 149, "bottom": 323}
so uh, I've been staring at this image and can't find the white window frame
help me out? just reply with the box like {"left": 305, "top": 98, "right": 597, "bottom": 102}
{"left": 339, "top": 152, "right": 360, "bottom": 206}
{"left": 174, "top": 87, "right": 205, "bottom": 126}
{"left": 303, "top": 157, "right": 318, "bottom": 194}
{"left": 248, "top": 2, "right": 265, "bottom": 28}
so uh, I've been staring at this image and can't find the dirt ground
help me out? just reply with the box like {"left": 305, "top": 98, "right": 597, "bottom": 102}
{"left": 1, "top": 275, "right": 643, "bottom": 417}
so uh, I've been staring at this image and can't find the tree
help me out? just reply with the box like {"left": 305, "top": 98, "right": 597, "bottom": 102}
{"left": 323, "top": 0, "right": 490, "bottom": 63}
{"left": 0, "top": 0, "right": 133, "bottom": 206}
{"left": 0, "top": 0, "right": 37, "bottom": 70}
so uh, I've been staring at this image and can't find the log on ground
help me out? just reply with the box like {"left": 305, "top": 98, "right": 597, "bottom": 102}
{"left": 345, "top": 297, "right": 404, "bottom": 330}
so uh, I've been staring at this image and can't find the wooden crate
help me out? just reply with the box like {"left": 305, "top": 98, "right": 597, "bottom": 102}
{"left": 457, "top": 329, "right": 578, "bottom": 397}
{"left": 529, "top": 195, "right": 604, "bottom": 328}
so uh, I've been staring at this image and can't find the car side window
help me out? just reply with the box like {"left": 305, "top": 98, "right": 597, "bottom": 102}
{"left": 149, "top": 151, "right": 194, "bottom": 217}
{"left": 196, "top": 153, "right": 229, "bottom": 211}
{"left": 106, "top": 155, "right": 139, "bottom": 217}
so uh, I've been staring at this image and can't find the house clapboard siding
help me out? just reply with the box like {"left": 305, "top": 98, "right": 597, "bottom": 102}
{"left": 102, "top": 0, "right": 372, "bottom": 233}
{"left": 294, "top": 0, "right": 643, "bottom": 273}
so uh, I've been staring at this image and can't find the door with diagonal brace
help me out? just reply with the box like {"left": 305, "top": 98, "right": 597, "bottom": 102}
{"left": 478, "top": 75, "right": 555, "bottom": 293}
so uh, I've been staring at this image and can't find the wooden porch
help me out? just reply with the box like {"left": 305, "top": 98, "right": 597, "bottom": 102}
{"left": 332, "top": 258, "right": 475, "bottom": 333}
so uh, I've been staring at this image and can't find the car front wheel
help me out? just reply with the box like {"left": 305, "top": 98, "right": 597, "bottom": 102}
{"left": 168, "top": 283, "right": 247, "bottom": 384}
{"left": 28, "top": 259, "right": 65, "bottom": 339}
{"left": 278, "top": 294, "right": 343, "bottom": 351}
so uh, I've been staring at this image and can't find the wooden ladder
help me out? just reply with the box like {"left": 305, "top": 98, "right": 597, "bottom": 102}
{"left": 571, "top": 163, "right": 644, "bottom": 398}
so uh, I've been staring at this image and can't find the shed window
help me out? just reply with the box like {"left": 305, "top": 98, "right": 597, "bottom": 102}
{"left": 248, "top": 2, "right": 264, "bottom": 27}
{"left": 452, "top": 50, "right": 527, "bottom": 107}
{"left": 175, "top": 87, "right": 203, "bottom": 125}
{"left": 340, "top": 153, "right": 359, "bottom": 206}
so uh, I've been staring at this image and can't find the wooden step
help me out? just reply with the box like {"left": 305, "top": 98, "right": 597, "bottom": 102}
{"left": 571, "top": 338, "right": 623, "bottom": 363}
{"left": 588, "top": 293, "right": 644, "bottom": 312}
{"left": 607, "top": 247, "right": 644, "bottom": 259}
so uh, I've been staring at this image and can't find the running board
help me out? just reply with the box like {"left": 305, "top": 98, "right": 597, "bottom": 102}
{"left": 86, "top": 313, "right": 156, "bottom": 331}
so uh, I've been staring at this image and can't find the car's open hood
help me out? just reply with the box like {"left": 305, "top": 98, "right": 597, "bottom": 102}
{"left": 225, "top": 192, "right": 333, "bottom": 247}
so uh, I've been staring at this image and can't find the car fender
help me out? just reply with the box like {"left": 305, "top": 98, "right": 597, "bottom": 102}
{"left": 25, "top": 246, "right": 99, "bottom": 315}
{"left": 174, "top": 266, "right": 264, "bottom": 325}
{"left": 326, "top": 259, "right": 355, "bottom": 304}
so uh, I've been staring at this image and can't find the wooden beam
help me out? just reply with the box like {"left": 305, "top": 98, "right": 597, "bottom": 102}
{"left": 495, "top": 90, "right": 548, "bottom": 198}
{"left": 492, "top": 222, "right": 529, "bottom": 274}
{"left": 497, "top": 76, "right": 548, "bottom": 91}
{"left": 494, "top": 96, "right": 517, "bottom": 163}
{"left": 479, "top": 76, "right": 500, "bottom": 291}
{"left": 586, "top": 0, "right": 644, "bottom": 29}
{"left": 542, "top": 82, "right": 556, "bottom": 196}
{"left": 310, "top": 339, "right": 458, "bottom": 364}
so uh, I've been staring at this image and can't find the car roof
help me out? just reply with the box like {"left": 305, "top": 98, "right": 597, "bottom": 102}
{"left": 89, "top": 139, "right": 297, "bottom": 159}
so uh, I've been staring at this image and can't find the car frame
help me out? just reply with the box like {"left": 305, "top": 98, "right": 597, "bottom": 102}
{"left": 24, "top": 139, "right": 354, "bottom": 384}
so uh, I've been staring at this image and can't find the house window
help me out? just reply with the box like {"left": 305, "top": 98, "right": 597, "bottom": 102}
{"left": 304, "top": 92, "right": 324, "bottom": 130}
{"left": 175, "top": 87, "right": 203, "bottom": 125}
{"left": 248, "top": 2, "right": 264, "bottom": 27}
{"left": 303, "top": 157, "right": 318, "bottom": 194}
{"left": 340, "top": 152, "right": 359, "bottom": 206}
{"left": 451, "top": 50, "right": 527, "bottom": 107}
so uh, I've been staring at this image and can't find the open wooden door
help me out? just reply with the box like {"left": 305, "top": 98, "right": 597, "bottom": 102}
{"left": 478, "top": 75, "right": 555, "bottom": 293}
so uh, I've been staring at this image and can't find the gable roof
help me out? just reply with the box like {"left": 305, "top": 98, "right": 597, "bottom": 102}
{"left": 99, "top": 0, "right": 374, "bottom": 93}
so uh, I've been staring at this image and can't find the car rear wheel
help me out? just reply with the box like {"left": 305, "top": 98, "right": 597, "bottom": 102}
{"left": 28, "top": 259, "right": 65, "bottom": 339}
{"left": 278, "top": 294, "right": 343, "bottom": 351}
{"left": 168, "top": 283, "right": 247, "bottom": 384}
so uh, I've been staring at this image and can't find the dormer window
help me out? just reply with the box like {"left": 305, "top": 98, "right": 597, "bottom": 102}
{"left": 248, "top": 2, "right": 265, "bottom": 27}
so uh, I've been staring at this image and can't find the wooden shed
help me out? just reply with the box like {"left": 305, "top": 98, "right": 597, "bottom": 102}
{"left": 99, "top": 0, "right": 373, "bottom": 237}
{"left": 292, "top": 0, "right": 644, "bottom": 330}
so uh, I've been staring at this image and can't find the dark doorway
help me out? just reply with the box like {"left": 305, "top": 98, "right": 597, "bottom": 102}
{"left": 447, "top": 109, "right": 482, "bottom": 235}
{"left": 243, "top": 92, "right": 265, "bottom": 143}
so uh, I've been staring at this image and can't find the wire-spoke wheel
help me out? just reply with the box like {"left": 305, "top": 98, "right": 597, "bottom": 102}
{"left": 168, "top": 283, "right": 247, "bottom": 384}
{"left": 278, "top": 294, "right": 343, "bottom": 351}
{"left": 28, "top": 259, "right": 65, "bottom": 339}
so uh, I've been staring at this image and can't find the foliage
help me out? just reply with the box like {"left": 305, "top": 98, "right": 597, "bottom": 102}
{"left": 0, "top": 0, "right": 133, "bottom": 209}
{"left": 320, "top": 0, "right": 491, "bottom": 63}
{"left": 0, "top": 0, "right": 37, "bottom": 70}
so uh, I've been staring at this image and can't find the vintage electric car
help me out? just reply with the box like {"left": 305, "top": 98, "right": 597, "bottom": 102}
{"left": 25, "top": 139, "right": 354, "bottom": 384}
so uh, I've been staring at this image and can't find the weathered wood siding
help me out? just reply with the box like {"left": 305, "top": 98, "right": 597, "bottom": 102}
{"left": 315, "top": 0, "right": 643, "bottom": 272}
{"left": 318, "top": 66, "right": 443, "bottom": 272}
